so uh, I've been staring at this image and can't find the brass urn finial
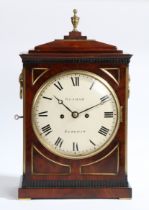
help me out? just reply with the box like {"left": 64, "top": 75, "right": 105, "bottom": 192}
{"left": 71, "top": 9, "right": 80, "bottom": 32}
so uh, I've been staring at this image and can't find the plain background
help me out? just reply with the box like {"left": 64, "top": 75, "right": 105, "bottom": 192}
{"left": 0, "top": 0, "right": 149, "bottom": 209}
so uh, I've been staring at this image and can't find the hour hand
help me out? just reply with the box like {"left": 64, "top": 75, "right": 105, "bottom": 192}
{"left": 54, "top": 96, "right": 63, "bottom": 104}
{"left": 54, "top": 96, "right": 73, "bottom": 113}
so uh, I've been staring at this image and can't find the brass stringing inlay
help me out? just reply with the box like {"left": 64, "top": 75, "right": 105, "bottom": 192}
{"left": 100, "top": 68, "right": 120, "bottom": 86}
{"left": 31, "top": 145, "right": 71, "bottom": 175}
{"left": 80, "top": 144, "right": 119, "bottom": 175}
{"left": 32, "top": 68, "right": 49, "bottom": 85}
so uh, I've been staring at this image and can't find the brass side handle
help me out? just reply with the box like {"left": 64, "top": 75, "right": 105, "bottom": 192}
{"left": 128, "top": 73, "right": 130, "bottom": 98}
{"left": 19, "top": 69, "right": 23, "bottom": 99}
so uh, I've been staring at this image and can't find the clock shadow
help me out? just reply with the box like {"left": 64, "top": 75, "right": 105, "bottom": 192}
{"left": 0, "top": 175, "right": 20, "bottom": 200}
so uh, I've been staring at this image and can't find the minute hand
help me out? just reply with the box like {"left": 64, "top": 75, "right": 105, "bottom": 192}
{"left": 79, "top": 98, "right": 110, "bottom": 114}
{"left": 79, "top": 103, "right": 101, "bottom": 114}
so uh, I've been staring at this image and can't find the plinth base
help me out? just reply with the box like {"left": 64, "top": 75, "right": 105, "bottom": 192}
{"left": 18, "top": 187, "right": 132, "bottom": 199}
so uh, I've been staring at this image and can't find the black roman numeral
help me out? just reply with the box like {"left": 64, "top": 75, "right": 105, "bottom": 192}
{"left": 38, "top": 111, "right": 48, "bottom": 117}
{"left": 54, "top": 137, "right": 63, "bottom": 148}
{"left": 71, "top": 77, "right": 79, "bottom": 86}
{"left": 43, "top": 96, "right": 52, "bottom": 100}
{"left": 98, "top": 126, "right": 109, "bottom": 136}
{"left": 89, "top": 82, "right": 94, "bottom": 90}
{"left": 73, "top": 142, "right": 79, "bottom": 151}
{"left": 89, "top": 139, "right": 96, "bottom": 146}
{"left": 100, "top": 95, "right": 109, "bottom": 104}
{"left": 104, "top": 112, "right": 113, "bottom": 118}
{"left": 41, "top": 124, "right": 52, "bottom": 136}
{"left": 54, "top": 81, "right": 63, "bottom": 91}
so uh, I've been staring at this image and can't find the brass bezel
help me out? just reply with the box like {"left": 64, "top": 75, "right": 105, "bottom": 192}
{"left": 31, "top": 70, "right": 121, "bottom": 160}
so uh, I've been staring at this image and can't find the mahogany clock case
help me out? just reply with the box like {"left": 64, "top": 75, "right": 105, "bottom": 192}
{"left": 18, "top": 31, "right": 132, "bottom": 199}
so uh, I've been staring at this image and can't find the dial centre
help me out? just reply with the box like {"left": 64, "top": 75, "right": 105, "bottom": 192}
{"left": 72, "top": 111, "right": 79, "bottom": 118}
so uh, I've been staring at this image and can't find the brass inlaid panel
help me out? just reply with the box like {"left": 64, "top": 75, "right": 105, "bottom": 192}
{"left": 31, "top": 145, "right": 71, "bottom": 175}
{"left": 100, "top": 68, "right": 120, "bottom": 86}
{"left": 32, "top": 68, "right": 48, "bottom": 85}
{"left": 80, "top": 145, "right": 119, "bottom": 175}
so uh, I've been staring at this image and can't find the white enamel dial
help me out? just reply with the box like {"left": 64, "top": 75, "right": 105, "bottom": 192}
{"left": 32, "top": 70, "right": 120, "bottom": 159}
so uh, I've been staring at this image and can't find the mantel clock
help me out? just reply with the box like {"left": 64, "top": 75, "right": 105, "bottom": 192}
{"left": 17, "top": 9, "right": 132, "bottom": 199}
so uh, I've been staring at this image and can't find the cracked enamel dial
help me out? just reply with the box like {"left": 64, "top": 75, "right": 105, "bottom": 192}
{"left": 32, "top": 70, "right": 120, "bottom": 159}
